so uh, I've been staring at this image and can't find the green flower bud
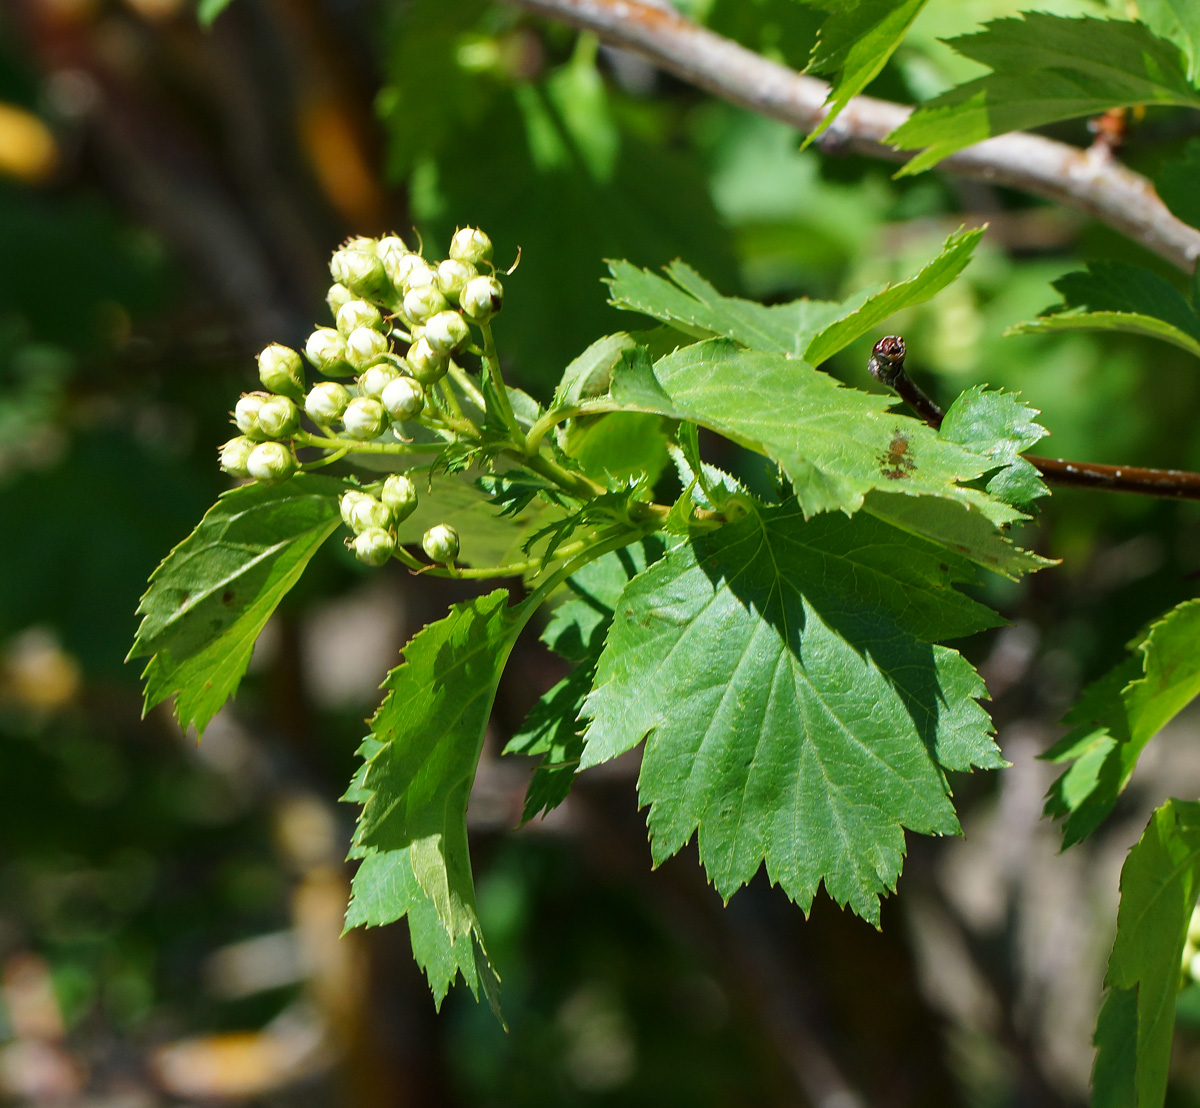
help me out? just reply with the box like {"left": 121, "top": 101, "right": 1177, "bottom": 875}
{"left": 436, "top": 258, "right": 476, "bottom": 302}
{"left": 422, "top": 523, "right": 460, "bottom": 563}
{"left": 326, "top": 282, "right": 354, "bottom": 317}
{"left": 340, "top": 489, "right": 370, "bottom": 527}
{"left": 345, "top": 325, "right": 390, "bottom": 370}
{"left": 257, "top": 394, "right": 301, "bottom": 439}
{"left": 403, "top": 284, "right": 449, "bottom": 325}
{"left": 246, "top": 441, "right": 297, "bottom": 483}
{"left": 219, "top": 435, "right": 256, "bottom": 478}
{"left": 407, "top": 337, "right": 447, "bottom": 384}
{"left": 336, "top": 299, "right": 384, "bottom": 336}
{"left": 353, "top": 527, "right": 396, "bottom": 567}
{"left": 305, "top": 327, "right": 354, "bottom": 378}
{"left": 343, "top": 396, "right": 389, "bottom": 440}
{"left": 305, "top": 381, "right": 350, "bottom": 425}
{"left": 449, "top": 226, "right": 493, "bottom": 265}
{"left": 424, "top": 310, "right": 470, "bottom": 355}
{"left": 381, "top": 474, "right": 418, "bottom": 522}
{"left": 331, "top": 248, "right": 390, "bottom": 301}
{"left": 460, "top": 275, "right": 503, "bottom": 323}
{"left": 381, "top": 375, "right": 425, "bottom": 420}
{"left": 346, "top": 493, "right": 391, "bottom": 533}
{"left": 234, "top": 391, "right": 271, "bottom": 438}
{"left": 358, "top": 362, "right": 402, "bottom": 399}
{"left": 257, "top": 343, "right": 305, "bottom": 400}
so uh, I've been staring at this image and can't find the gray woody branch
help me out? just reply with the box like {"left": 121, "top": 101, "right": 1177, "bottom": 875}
{"left": 509, "top": 0, "right": 1200, "bottom": 274}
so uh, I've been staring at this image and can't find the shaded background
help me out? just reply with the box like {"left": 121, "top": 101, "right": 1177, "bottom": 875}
{"left": 4, "top": 0, "right": 1200, "bottom": 1104}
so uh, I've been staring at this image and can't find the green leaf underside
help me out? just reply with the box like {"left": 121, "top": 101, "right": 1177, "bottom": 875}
{"left": 1051, "top": 262, "right": 1200, "bottom": 343}
{"left": 1138, "top": 0, "right": 1200, "bottom": 82}
{"left": 1093, "top": 800, "right": 1200, "bottom": 1108}
{"left": 806, "top": 0, "right": 930, "bottom": 146}
{"left": 505, "top": 540, "right": 665, "bottom": 822}
{"left": 349, "top": 590, "right": 527, "bottom": 1022}
{"left": 129, "top": 475, "right": 343, "bottom": 736}
{"left": 581, "top": 503, "right": 1003, "bottom": 926}
{"left": 1044, "top": 598, "right": 1200, "bottom": 848}
{"left": 605, "top": 229, "right": 981, "bottom": 367}
{"left": 611, "top": 337, "right": 1020, "bottom": 526}
{"left": 1157, "top": 137, "right": 1200, "bottom": 230}
{"left": 888, "top": 14, "right": 1200, "bottom": 174}
{"left": 1010, "top": 312, "right": 1200, "bottom": 360}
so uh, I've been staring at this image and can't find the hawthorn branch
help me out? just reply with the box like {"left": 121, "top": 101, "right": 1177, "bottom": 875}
{"left": 509, "top": 0, "right": 1200, "bottom": 274}
{"left": 869, "top": 338, "right": 1200, "bottom": 502}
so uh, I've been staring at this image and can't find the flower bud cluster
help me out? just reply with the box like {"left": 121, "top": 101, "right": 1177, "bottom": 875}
{"left": 222, "top": 225, "right": 504, "bottom": 486}
{"left": 339, "top": 476, "right": 420, "bottom": 566}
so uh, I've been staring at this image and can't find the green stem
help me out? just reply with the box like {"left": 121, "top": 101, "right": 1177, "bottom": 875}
{"left": 517, "top": 449, "right": 606, "bottom": 500}
{"left": 523, "top": 400, "right": 619, "bottom": 457}
{"left": 448, "top": 361, "right": 486, "bottom": 411}
{"left": 294, "top": 430, "right": 445, "bottom": 456}
{"left": 517, "top": 523, "right": 652, "bottom": 616}
{"left": 299, "top": 447, "right": 349, "bottom": 470}
{"left": 480, "top": 321, "right": 522, "bottom": 439}
{"left": 438, "top": 378, "right": 466, "bottom": 423}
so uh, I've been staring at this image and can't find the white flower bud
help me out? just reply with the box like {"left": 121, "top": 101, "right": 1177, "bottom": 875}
{"left": 326, "top": 282, "right": 354, "bottom": 317}
{"left": 353, "top": 527, "right": 396, "bottom": 567}
{"left": 407, "top": 337, "right": 447, "bottom": 384}
{"left": 381, "top": 474, "right": 418, "bottom": 522}
{"left": 460, "top": 275, "right": 503, "bottom": 323}
{"left": 331, "top": 247, "right": 390, "bottom": 301}
{"left": 403, "top": 284, "right": 449, "bottom": 325}
{"left": 358, "top": 363, "right": 402, "bottom": 399}
{"left": 257, "top": 395, "right": 301, "bottom": 440}
{"left": 234, "top": 391, "right": 270, "bottom": 438}
{"left": 345, "top": 326, "right": 390, "bottom": 370}
{"left": 381, "top": 376, "right": 425, "bottom": 420}
{"left": 422, "top": 523, "right": 460, "bottom": 563}
{"left": 449, "top": 226, "right": 493, "bottom": 265}
{"left": 401, "top": 258, "right": 437, "bottom": 292}
{"left": 257, "top": 343, "right": 305, "bottom": 400}
{"left": 246, "top": 441, "right": 297, "bottom": 483}
{"left": 347, "top": 493, "right": 391, "bottom": 533}
{"left": 305, "top": 381, "right": 350, "bottom": 425}
{"left": 343, "top": 396, "right": 389, "bottom": 440}
{"left": 424, "top": 310, "right": 470, "bottom": 356}
{"left": 305, "top": 327, "right": 353, "bottom": 378}
{"left": 336, "top": 299, "right": 384, "bottom": 336}
{"left": 436, "top": 258, "right": 476, "bottom": 302}
{"left": 219, "top": 436, "right": 256, "bottom": 477}
{"left": 343, "top": 236, "right": 379, "bottom": 254}
{"left": 340, "top": 490, "right": 370, "bottom": 527}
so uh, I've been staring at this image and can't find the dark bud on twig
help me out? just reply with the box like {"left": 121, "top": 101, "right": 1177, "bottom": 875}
{"left": 868, "top": 335, "right": 906, "bottom": 387}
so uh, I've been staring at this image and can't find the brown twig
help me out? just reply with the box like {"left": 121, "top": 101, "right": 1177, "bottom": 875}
{"left": 509, "top": 0, "right": 1200, "bottom": 274}
{"left": 869, "top": 337, "right": 1200, "bottom": 502}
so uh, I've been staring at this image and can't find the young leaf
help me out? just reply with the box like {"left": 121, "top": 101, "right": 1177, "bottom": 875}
{"left": 1008, "top": 311, "right": 1200, "bottom": 359}
{"left": 888, "top": 15, "right": 1200, "bottom": 174}
{"left": 1044, "top": 598, "right": 1200, "bottom": 847}
{"left": 553, "top": 332, "right": 640, "bottom": 406}
{"left": 1156, "top": 137, "right": 1200, "bottom": 230}
{"left": 1137, "top": 0, "right": 1200, "bottom": 82}
{"left": 610, "top": 336, "right": 1018, "bottom": 523}
{"left": 581, "top": 502, "right": 1004, "bottom": 926}
{"left": 805, "top": 0, "right": 930, "bottom": 147}
{"left": 1093, "top": 799, "right": 1200, "bottom": 1108}
{"left": 128, "top": 475, "right": 343, "bottom": 736}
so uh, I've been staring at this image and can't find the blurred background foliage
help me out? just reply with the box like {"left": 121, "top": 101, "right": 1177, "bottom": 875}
{"left": 4, "top": 0, "right": 1200, "bottom": 1105}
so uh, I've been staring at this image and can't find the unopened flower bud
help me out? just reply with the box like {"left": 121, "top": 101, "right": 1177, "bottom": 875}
{"left": 336, "top": 299, "right": 384, "bottom": 336}
{"left": 403, "top": 284, "right": 449, "bottom": 324}
{"left": 358, "top": 362, "right": 402, "bottom": 399}
{"left": 257, "top": 395, "right": 301, "bottom": 440}
{"left": 381, "top": 474, "right": 418, "bottom": 522}
{"left": 347, "top": 493, "right": 391, "bottom": 533}
{"left": 305, "top": 327, "right": 353, "bottom": 378}
{"left": 424, "top": 310, "right": 470, "bottom": 355}
{"left": 353, "top": 527, "right": 396, "bottom": 567}
{"left": 449, "top": 227, "right": 493, "bottom": 265}
{"left": 343, "top": 396, "right": 388, "bottom": 440}
{"left": 246, "top": 441, "right": 297, "bottom": 483}
{"left": 407, "top": 337, "right": 448, "bottom": 384}
{"left": 401, "top": 258, "right": 437, "bottom": 293}
{"left": 219, "top": 436, "right": 256, "bottom": 477}
{"left": 340, "top": 490, "right": 370, "bottom": 527}
{"left": 460, "top": 275, "right": 503, "bottom": 323}
{"left": 258, "top": 343, "right": 305, "bottom": 400}
{"left": 331, "top": 247, "right": 390, "bottom": 301}
{"left": 234, "top": 391, "right": 271, "bottom": 438}
{"left": 343, "top": 236, "right": 379, "bottom": 255}
{"left": 305, "top": 381, "right": 350, "bottom": 425}
{"left": 436, "top": 258, "right": 476, "bottom": 302}
{"left": 345, "top": 325, "right": 390, "bottom": 370}
{"left": 326, "top": 282, "right": 354, "bottom": 316}
{"left": 422, "top": 523, "right": 460, "bottom": 563}
{"left": 381, "top": 376, "right": 425, "bottom": 420}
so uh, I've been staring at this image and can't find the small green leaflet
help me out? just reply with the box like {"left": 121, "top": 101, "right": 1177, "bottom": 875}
{"left": 1156, "top": 137, "right": 1200, "bottom": 230}
{"left": 888, "top": 14, "right": 1200, "bottom": 174}
{"left": 350, "top": 589, "right": 528, "bottom": 1022}
{"left": 1093, "top": 800, "right": 1200, "bottom": 1108}
{"left": 1138, "top": 0, "right": 1200, "bottom": 82}
{"left": 605, "top": 229, "right": 981, "bottom": 365}
{"left": 610, "top": 337, "right": 1018, "bottom": 523}
{"left": 805, "top": 0, "right": 930, "bottom": 147}
{"left": 128, "top": 474, "right": 343, "bottom": 736}
{"left": 504, "top": 541, "right": 664, "bottom": 822}
{"left": 581, "top": 502, "right": 1004, "bottom": 926}
{"left": 1044, "top": 598, "right": 1200, "bottom": 848}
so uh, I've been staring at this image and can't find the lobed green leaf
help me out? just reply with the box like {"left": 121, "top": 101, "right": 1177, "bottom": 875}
{"left": 1137, "top": 0, "right": 1200, "bottom": 82}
